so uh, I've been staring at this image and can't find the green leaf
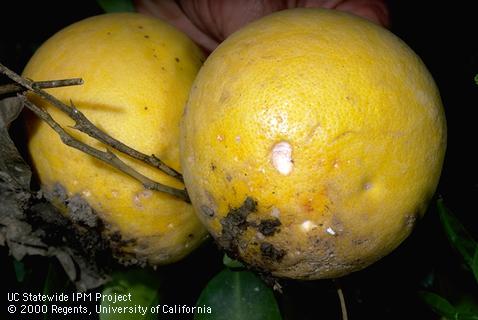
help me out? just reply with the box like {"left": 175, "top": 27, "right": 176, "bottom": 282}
{"left": 43, "top": 260, "right": 70, "bottom": 295}
{"left": 456, "top": 295, "right": 478, "bottom": 317}
{"left": 223, "top": 254, "right": 245, "bottom": 269}
{"left": 474, "top": 247, "right": 478, "bottom": 283}
{"left": 97, "top": 0, "right": 134, "bottom": 13}
{"left": 419, "top": 291, "right": 457, "bottom": 318}
{"left": 420, "top": 291, "right": 478, "bottom": 320}
{"left": 474, "top": 74, "right": 478, "bottom": 85}
{"left": 99, "top": 269, "right": 160, "bottom": 320}
{"left": 13, "top": 258, "right": 26, "bottom": 283}
{"left": 42, "top": 261, "right": 71, "bottom": 320}
{"left": 195, "top": 269, "right": 282, "bottom": 320}
{"left": 437, "top": 199, "right": 477, "bottom": 268}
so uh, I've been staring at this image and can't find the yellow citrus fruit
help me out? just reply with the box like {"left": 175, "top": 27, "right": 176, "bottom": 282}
{"left": 23, "top": 13, "right": 208, "bottom": 265}
{"left": 180, "top": 9, "right": 447, "bottom": 279}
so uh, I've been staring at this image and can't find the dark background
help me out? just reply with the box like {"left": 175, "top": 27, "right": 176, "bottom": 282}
{"left": 1, "top": 1, "right": 477, "bottom": 319}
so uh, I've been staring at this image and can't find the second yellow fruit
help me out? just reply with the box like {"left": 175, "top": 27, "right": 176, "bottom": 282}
{"left": 23, "top": 13, "right": 208, "bottom": 265}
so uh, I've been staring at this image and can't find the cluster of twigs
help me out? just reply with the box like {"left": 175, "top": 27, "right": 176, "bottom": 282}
{"left": 0, "top": 62, "right": 189, "bottom": 202}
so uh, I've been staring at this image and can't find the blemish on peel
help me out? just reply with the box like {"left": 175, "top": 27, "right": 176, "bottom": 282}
{"left": 200, "top": 205, "right": 215, "bottom": 217}
{"left": 333, "top": 160, "right": 340, "bottom": 169}
{"left": 270, "top": 207, "right": 280, "bottom": 218}
{"left": 363, "top": 182, "right": 373, "bottom": 190}
{"left": 141, "top": 190, "right": 153, "bottom": 198}
{"left": 326, "top": 227, "right": 336, "bottom": 235}
{"left": 133, "top": 194, "right": 142, "bottom": 209}
{"left": 271, "top": 141, "right": 293, "bottom": 175}
{"left": 82, "top": 190, "right": 91, "bottom": 198}
{"left": 216, "top": 135, "right": 224, "bottom": 142}
{"left": 235, "top": 136, "right": 241, "bottom": 143}
{"left": 168, "top": 223, "right": 174, "bottom": 229}
{"left": 256, "top": 232, "right": 265, "bottom": 240}
{"left": 133, "top": 190, "right": 153, "bottom": 209}
{"left": 300, "top": 220, "right": 317, "bottom": 232}
{"left": 111, "top": 190, "right": 119, "bottom": 198}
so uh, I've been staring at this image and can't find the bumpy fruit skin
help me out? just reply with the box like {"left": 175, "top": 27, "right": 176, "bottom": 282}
{"left": 23, "top": 13, "right": 208, "bottom": 265}
{"left": 180, "top": 9, "right": 447, "bottom": 279}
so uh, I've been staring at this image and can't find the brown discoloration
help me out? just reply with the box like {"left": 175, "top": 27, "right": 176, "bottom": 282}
{"left": 46, "top": 183, "right": 98, "bottom": 228}
{"left": 67, "top": 194, "right": 98, "bottom": 228}
{"left": 40, "top": 182, "right": 150, "bottom": 267}
{"left": 302, "top": 199, "right": 315, "bottom": 213}
{"left": 260, "top": 242, "right": 286, "bottom": 262}
{"left": 405, "top": 212, "right": 420, "bottom": 230}
{"left": 200, "top": 205, "right": 215, "bottom": 218}
{"left": 51, "top": 182, "right": 68, "bottom": 203}
{"left": 256, "top": 218, "right": 281, "bottom": 236}
{"left": 352, "top": 238, "right": 370, "bottom": 246}
{"left": 217, "top": 197, "right": 257, "bottom": 256}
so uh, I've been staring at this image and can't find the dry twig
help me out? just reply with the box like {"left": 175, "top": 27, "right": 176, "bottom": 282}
{"left": 0, "top": 78, "right": 84, "bottom": 95}
{"left": 0, "top": 62, "right": 189, "bottom": 202}
{"left": 0, "top": 63, "right": 183, "bottom": 182}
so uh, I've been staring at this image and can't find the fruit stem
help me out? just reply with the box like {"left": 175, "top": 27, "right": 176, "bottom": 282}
{"left": 0, "top": 62, "right": 184, "bottom": 183}
{"left": 334, "top": 278, "right": 348, "bottom": 320}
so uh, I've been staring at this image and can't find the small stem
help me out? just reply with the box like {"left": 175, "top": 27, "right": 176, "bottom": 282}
{"left": 19, "top": 95, "right": 190, "bottom": 203}
{"left": 0, "top": 62, "right": 183, "bottom": 182}
{"left": 0, "top": 78, "right": 83, "bottom": 95}
{"left": 334, "top": 278, "right": 348, "bottom": 320}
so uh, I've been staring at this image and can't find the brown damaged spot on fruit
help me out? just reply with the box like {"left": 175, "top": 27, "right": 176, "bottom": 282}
{"left": 46, "top": 183, "right": 98, "bottom": 228}
{"left": 200, "top": 205, "right": 215, "bottom": 218}
{"left": 255, "top": 218, "right": 281, "bottom": 236}
{"left": 132, "top": 189, "right": 153, "bottom": 210}
{"left": 260, "top": 242, "right": 286, "bottom": 262}
{"left": 217, "top": 197, "right": 257, "bottom": 257}
{"left": 67, "top": 194, "right": 98, "bottom": 228}
{"left": 405, "top": 212, "right": 420, "bottom": 230}
{"left": 43, "top": 183, "right": 150, "bottom": 266}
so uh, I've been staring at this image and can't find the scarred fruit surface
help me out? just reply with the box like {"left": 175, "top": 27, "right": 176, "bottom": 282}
{"left": 180, "top": 8, "right": 447, "bottom": 279}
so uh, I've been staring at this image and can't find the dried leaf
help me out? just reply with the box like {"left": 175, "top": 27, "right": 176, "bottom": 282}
{"left": 0, "top": 96, "right": 111, "bottom": 291}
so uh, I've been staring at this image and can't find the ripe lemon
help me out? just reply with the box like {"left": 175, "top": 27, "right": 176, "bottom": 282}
{"left": 23, "top": 13, "right": 208, "bottom": 265}
{"left": 180, "top": 8, "right": 447, "bottom": 279}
